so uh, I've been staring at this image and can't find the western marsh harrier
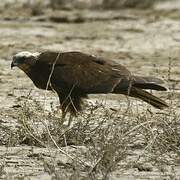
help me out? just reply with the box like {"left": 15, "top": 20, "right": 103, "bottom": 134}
{"left": 11, "top": 51, "right": 168, "bottom": 117}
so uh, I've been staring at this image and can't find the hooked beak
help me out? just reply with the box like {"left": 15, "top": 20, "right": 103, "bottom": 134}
{"left": 11, "top": 62, "right": 15, "bottom": 69}
{"left": 11, "top": 56, "right": 18, "bottom": 69}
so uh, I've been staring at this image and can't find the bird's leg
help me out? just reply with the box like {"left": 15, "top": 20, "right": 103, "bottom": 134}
{"left": 63, "top": 134, "right": 67, "bottom": 147}
{"left": 59, "top": 110, "right": 73, "bottom": 127}
{"left": 67, "top": 114, "right": 73, "bottom": 127}
{"left": 59, "top": 110, "right": 67, "bottom": 126}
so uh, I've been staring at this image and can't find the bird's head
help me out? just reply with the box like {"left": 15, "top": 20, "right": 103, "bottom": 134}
{"left": 11, "top": 51, "right": 40, "bottom": 70}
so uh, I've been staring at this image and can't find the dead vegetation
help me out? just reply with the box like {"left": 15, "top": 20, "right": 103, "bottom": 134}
{"left": 0, "top": 0, "right": 180, "bottom": 179}
{"left": 0, "top": 86, "right": 179, "bottom": 179}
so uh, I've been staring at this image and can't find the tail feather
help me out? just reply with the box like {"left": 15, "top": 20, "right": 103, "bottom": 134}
{"left": 113, "top": 75, "right": 168, "bottom": 109}
{"left": 133, "top": 75, "right": 167, "bottom": 91}
{"left": 129, "top": 87, "right": 168, "bottom": 109}
{"left": 133, "top": 76, "right": 165, "bottom": 84}
{"left": 133, "top": 83, "right": 167, "bottom": 91}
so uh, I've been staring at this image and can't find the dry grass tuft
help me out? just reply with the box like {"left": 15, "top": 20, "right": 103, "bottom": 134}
{"left": 3, "top": 91, "right": 178, "bottom": 179}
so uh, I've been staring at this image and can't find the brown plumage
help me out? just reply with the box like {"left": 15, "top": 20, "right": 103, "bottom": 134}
{"left": 11, "top": 51, "right": 168, "bottom": 117}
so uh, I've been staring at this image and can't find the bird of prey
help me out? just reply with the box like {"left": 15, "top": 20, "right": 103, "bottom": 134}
{"left": 11, "top": 51, "right": 168, "bottom": 117}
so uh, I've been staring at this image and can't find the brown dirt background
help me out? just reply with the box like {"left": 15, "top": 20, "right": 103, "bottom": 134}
{"left": 0, "top": 0, "right": 180, "bottom": 179}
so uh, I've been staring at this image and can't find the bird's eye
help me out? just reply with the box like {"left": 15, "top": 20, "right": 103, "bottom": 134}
{"left": 19, "top": 56, "right": 26, "bottom": 63}
{"left": 22, "top": 56, "right": 26, "bottom": 60}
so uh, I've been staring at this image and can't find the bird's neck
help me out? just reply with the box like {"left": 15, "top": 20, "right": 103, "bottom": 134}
{"left": 19, "top": 64, "right": 32, "bottom": 74}
{"left": 23, "top": 65, "right": 52, "bottom": 90}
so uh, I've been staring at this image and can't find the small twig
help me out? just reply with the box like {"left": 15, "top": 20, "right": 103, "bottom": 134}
{"left": 44, "top": 52, "right": 61, "bottom": 109}
{"left": 124, "top": 120, "right": 157, "bottom": 137}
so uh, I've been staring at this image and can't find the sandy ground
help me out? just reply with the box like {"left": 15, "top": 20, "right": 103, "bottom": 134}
{"left": 0, "top": 1, "right": 180, "bottom": 179}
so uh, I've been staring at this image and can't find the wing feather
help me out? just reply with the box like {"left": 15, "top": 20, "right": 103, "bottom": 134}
{"left": 38, "top": 51, "right": 131, "bottom": 93}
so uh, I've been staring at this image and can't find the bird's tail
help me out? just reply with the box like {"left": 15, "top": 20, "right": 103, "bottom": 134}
{"left": 128, "top": 87, "right": 168, "bottom": 109}
{"left": 132, "top": 76, "right": 167, "bottom": 91}
{"left": 113, "top": 76, "right": 168, "bottom": 109}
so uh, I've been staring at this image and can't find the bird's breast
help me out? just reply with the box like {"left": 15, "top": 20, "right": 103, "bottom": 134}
{"left": 27, "top": 68, "right": 52, "bottom": 90}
